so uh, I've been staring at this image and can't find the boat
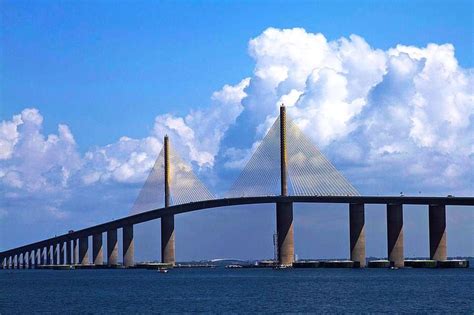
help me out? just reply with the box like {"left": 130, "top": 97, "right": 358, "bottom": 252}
{"left": 158, "top": 268, "right": 169, "bottom": 273}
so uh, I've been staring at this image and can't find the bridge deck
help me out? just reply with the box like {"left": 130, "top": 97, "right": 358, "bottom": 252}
{"left": 1, "top": 195, "right": 473, "bottom": 256}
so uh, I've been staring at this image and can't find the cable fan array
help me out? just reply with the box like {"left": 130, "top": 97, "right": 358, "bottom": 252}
{"left": 168, "top": 144, "right": 214, "bottom": 205}
{"left": 225, "top": 118, "right": 282, "bottom": 198}
{"left": 131, "top": 110, "right": 359, "bottom": 214}
{"left": 130, "top": 143, "right": 214, "bottom": 215}
{"left": 286, "top": 118, "right": 359, "bottom": 196}
{"left": 225, "top": 114, "right": 359, "bottom": 198}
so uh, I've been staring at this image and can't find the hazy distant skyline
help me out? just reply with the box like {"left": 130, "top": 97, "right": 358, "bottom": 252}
{"left": 1, "top": 1, "right": 473, "bottom": 260}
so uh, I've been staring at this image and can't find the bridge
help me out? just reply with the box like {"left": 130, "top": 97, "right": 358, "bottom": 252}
{"left": 1, "top": 105, "right": 473, "bottom": 269}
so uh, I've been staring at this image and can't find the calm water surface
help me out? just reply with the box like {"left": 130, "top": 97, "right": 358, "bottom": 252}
{"left": 0, "top": 268, "right": 473, "bottom": 313}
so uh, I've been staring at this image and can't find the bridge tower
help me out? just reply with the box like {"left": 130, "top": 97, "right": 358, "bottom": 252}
{"left": 161, "top": 135, "right": 176, "bottom": 265}
{"left": 276, "top": 104, "right": 295, "bottom": 266}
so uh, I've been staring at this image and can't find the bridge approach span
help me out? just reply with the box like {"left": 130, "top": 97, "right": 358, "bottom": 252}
{"left": 1, "top": 195, "right": 473, "bottom": 258}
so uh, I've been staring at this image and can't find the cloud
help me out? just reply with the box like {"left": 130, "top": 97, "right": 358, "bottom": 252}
{"left": 0, "top": 108, "right": 81, "bottom": 192}
{"left": 223, "top": 28, "right": 473, "bottom": 195}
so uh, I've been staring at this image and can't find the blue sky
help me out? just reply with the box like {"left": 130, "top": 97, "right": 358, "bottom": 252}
{"left": 2, "top": 0, "right": 473, "bottom": 149}
{"left": 1, "top": 1, "right": 473, "bottom": 260}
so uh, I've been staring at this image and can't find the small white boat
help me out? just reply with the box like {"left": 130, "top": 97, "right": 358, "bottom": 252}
{"left": 158, "top": 268, "right": 169, "bottom": 273}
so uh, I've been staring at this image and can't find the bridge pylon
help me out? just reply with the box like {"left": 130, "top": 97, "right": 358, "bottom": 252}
{"left": 161, "top": 135, "right": 176, "bottom": 265}
{"left": 276, "top": 104, "right": 295, "bottom": 266}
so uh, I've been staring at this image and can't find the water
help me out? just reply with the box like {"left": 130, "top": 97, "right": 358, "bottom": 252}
{"left": 1, "top": 268, "right": 473, "bottom": 313}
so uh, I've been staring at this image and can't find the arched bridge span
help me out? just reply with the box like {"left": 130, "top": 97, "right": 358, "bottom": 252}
{"left": 1, "top": 195, "right": 473, "bottom": 259}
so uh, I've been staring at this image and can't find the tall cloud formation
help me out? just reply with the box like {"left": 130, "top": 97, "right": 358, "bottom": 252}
{"left": 226, "top": 28, "right": 473, "bottom": 195}
{"left": 1, "top": 28, "right": 473, "bottom": 223}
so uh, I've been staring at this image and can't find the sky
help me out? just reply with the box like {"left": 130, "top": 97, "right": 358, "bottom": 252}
{"left": 1, "top": 0, "right": 473, "bottom": 261}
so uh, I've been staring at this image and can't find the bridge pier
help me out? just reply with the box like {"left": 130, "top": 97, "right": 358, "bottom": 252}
{"left": 161, "top": 135, "right": 176, "bottom": 266}
{"left": 25, "top": 252, "right": 29, "bottom": 268}
{"left": 60, "top": 242, "right": 65, "bottom": 265}
{"left": 40, "top": 248, "right": 44, "bottom": 265}
{"left": 93, "top": 233, "right": 103, "bottom": 266}
{"left": 79, "top": 237, "right": 89, "bottom": 265}
{"left": 161, "top": 215, "right": 175, "bottom": 265}
{"left": 387, "top": 204, "right": 404, "bottom": 267}
{"left": 429, "top": 204, "right": 447, "bottom": 261}
{"left": 54, "top": 243, "right": 60, "bottom": 265}
{"left": 67, "top": 240, "right": 73, "bottom": 265}
{"left": 30, "top": 250, "right": 35, "bottom": 268}
{"left": 276, "top": 201, "right": 294, "bottom": 266}
{"left": 74, "top": 239, "right": 79, "bottom": 264}
{"left": 275, "top": 105, "right": 295, "bottom": 266}
{"left": 107, "top": 229, "right": 118, "bottom": 266}
{"left": 47, "top": 245, "right": 53, "bottom": 265}
{"left": 123, "top": 225, "right": 134, "bottom": 267}
{"left": 350, "top": 203, "right": 366, "bottom": 267}
{"left": 21, "top": 253, "right": 26, "bottom": 269}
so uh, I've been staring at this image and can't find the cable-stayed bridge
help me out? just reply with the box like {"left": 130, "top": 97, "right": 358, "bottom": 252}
{"left": 1, "top": 106, "right": 473, "bottom": 269}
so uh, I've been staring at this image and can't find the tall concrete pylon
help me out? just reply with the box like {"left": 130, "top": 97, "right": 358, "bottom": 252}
{"left": 161, "top": 135, "right": 175, "bottom": 265}
{"left": 276, "top": 105, "right": 295, "bottom": 266}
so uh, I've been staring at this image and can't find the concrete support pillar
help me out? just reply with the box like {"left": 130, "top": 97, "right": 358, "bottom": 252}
{"left": 54, "top": 243, "right": 60, "bottom": 265}
{"left": 47, "top": 245, "right": 53, "bottom": 265}
{"left": 66, "top": 240, "right": 72, "bottom": 265}
{"left": 42, "top": 247, "right": 47, "bottom": 265}
{"left": 276, "top": 201, "right": 294, "bottom": 266}
{"left": 9, "top": 256, "right": 13, "bottom": 269}
{"left": 161, "top": 135, "right": 176, "bottom": 265}
{"left": 161, "top": 215, "right": 175, "bottom": 265}
{"left": 73, "top": 239, "right": 78, "bottom": 264}
{"left": 59, "top": 242, "right": 65, "bottom": 265}
{"left": 37, "top": 249, "right": 41, "bottom": 265}
{"left": 14, "top": 254, "right": 18, "bottom": 269}
{"left": 78, "top": 237, "right": 89, "bottom": 265}
{"left": 387, "top": 204, "right": 404, "bottom": 267}
{"left": 21, "top": 253, "right": 26, "bottom": 269}
{"left": 26, "top": 252, "right": 31, "bottom": 268}
{"left": 349, "top": 203, "right": 366, "bottom": 267}
{"left": 123, "top": 225, "right": 134, "bottom": 267}
{"left": 1, "top": 256, "right": 5, "bottom": 269}
{"left": 30, "top": 250, "right": 35, "bottom": 268}
{"left": 39, "top": 248, "right": 43, "bottom": 265}
{"left": 93, "top": 233, "right": 103, "bottom": 266}
{"left": 107, "top": 229, "right": 118, "bottom": 266}
{"left": 429, "top": 204, "right": 447, "bottom": 261}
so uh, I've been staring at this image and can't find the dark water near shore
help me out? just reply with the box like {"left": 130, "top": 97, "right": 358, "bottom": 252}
{"left": 0, "top": 268, "right": 473, "bottom": 313}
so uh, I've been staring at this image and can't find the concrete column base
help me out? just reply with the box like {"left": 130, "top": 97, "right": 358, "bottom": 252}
{"left": 79, "top": 237, "right": 89, "bottom": 265}
{"left": 429, "top": 204, "right": 447, "bottom": 261}
{"left": 387, "top": 204, "right": 404, "bottom": 268}
{"left": 161, "top": 215, "right": 175, "bottom": 265}
{"left": 123, "top": 225, "right": 134, "bottom": 267}
{"left": 66, "top": 240, "right": 73, "bottom": 265}
{"left": 93, "top": 233, "right": 103, "bottom": 266}
{"left": 349, "top": 203, "right": 366, "bottom": 267}
{"left": 276, "top": 201, "right": 294, "bottom": 266}
{"left": 107, "top": 229, "right": 118, "bottom": 266}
